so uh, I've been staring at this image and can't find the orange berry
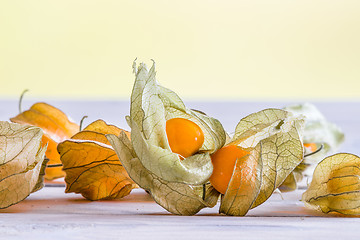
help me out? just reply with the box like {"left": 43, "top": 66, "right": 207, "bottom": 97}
{"left": 210, "top": 145, "right": 249, "bottom": 194}
{"left": 166, "top": 118, "right": 204, "bottom": 158}
{"left": 304, "top": 143, "right": 317, "bottom": 152}
{"left": 42, "top": 134, "right": 64, "bottom": 179}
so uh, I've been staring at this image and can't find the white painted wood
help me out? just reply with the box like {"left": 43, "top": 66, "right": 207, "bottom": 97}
{"left": 0, "top": 187, "right": 358, "bottom": 240}
{"left": 0, "top": 100, "right": 359, "bottom": 239}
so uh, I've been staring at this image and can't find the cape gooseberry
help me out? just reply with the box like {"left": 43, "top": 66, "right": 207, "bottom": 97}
{"left": 166, "top": 118, "right": 204, "bottom": 159}
{"left": 210, "top": 145, "right": 249, "bottom": 194}
{"left": 304, "top": 143, "right": 317, "bottom": 152}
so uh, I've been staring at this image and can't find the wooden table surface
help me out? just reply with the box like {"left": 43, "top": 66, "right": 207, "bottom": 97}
{"left": 1, "top": 100, "right": 360, "bottom": 239}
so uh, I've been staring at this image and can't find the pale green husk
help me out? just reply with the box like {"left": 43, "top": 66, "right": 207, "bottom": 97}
{"left": 0, "top": 121, "right": 47, "bottom": 209}
{"left": 282, "top": 103, "right": 345, "bottom": 189}
{"left": 107, "top": 61, "right": 225, "bottom": 215}
{"left": 284, "top": 102, "right": 344, "bottom": 160}
{"left": 302, "top": 153, "right": 360, "bottom": 215}
{"left": 219, "top": 109, "right": 305, "bottom": 215}
{"left": 128, "top": 61, "right": 226, "bottom": 185}
{"left": 107, "top": 132, "right": 220, "bottom": 215}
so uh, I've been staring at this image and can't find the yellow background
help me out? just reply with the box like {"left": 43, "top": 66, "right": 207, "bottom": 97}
{"left": 1, "top": 0, "right": 359, "bottom": 100}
